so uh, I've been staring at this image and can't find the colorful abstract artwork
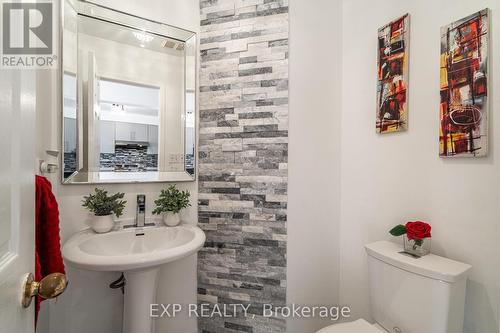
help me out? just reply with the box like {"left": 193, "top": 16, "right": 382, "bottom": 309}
{"left": 440, "top": 9, "right": 489, "bottom": 157}
{"left": 377, "top": 14, "right": 410, "bottom": 134}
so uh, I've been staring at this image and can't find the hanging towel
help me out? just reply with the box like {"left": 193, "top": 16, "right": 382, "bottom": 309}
{"left": 35, "top": 175, "right": 65, "bottom": 324}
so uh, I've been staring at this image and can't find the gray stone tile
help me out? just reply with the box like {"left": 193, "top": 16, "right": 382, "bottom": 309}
{"left": 198, "top": 1, "right": 288, "bottom": 331}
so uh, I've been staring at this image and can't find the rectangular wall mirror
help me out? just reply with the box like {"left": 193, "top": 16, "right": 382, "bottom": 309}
{"left": 61, "top": 0, "right": 196, "bottom": 184}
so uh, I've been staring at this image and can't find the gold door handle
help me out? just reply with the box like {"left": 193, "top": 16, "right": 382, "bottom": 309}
{"left": 22, "top": 272, "right": 68, "bottom": 308}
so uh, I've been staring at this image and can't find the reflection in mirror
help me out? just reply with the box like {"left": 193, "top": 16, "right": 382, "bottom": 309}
{"left": 98, "top": 79, "right": 160, "bottom": 179}
{"left": 63, "top": 73, "right": 77, "bottom": 178}
{"left": 185, "top": 35, "right": 196, "bottom": 176}
{"left": 62, "top": 0, "right": 79, "bottom": 180}
{"left": 62, "top": 0, "right": 196, "bottom": 184}
{"left": 185, "top": 91, "right": 195, "bottom": 175}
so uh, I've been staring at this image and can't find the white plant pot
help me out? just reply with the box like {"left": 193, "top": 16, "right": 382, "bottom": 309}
{"left": 162, "top": 212, "right": 181, "bottom": 227}
{"left": 90, "top": 214, "right": 115, "bottom": 233}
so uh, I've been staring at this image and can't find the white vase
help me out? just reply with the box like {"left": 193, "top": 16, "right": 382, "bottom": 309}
{"left": 90, "top": 214, "right": 115, "bottom": 233}
{"left": 162, "top": 212, "right": 180, "bottom": 227}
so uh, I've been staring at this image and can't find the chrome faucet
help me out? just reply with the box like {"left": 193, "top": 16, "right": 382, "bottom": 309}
{"left": 136, "top": 194, "right": 146, "bottom": 228}
{"left": 123, "top": 194, "right": 154, "bottom": 231}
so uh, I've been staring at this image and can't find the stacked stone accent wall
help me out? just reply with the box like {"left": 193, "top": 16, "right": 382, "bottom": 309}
{"left": 197, "top": 0, "right": 289, "bottom": 332}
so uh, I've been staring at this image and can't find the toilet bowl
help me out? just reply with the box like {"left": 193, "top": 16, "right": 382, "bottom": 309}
{"left": 317, "top": 319, "right": 385, "bottom": 333}
{"left": 316, "top": 241, "right": 472, "bottom": 333}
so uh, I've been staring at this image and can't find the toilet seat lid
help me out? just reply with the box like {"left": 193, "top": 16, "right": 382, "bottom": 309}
{"left": 317, "top": 319, "right": 385, "bottom": 333}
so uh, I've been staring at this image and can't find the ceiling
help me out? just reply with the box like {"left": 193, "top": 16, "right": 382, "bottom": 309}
{"left": 78, "top": 14, "right": 185, "bottom": 56}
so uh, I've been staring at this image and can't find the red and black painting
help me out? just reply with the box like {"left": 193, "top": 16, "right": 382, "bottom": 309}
{"left": 377, "top": 14, "right": 410, "bottom": 134}
{"left": 440, "top": 9, "right": 489, "bottom": 157}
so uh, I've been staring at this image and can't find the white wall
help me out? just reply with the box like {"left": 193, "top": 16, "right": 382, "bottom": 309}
{"left": 36, "top": 1, "right": 200, "bottom": 333}
{"left": 287, "top": 0, "right": 343, "bottom": 332}
{"left": 340, "top": 1, "right": 500, "bottom": 333}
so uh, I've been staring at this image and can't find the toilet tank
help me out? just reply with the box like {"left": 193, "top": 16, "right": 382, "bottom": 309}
{"left": 365, "top": 241, "right": 471, "bottom": 333}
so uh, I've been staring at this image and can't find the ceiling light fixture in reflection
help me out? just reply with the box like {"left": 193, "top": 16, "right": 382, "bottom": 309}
{"left": 111, "top": 103, "right": 125, "bottom": 112}
{"left": 133, "top": 31, "right": 154, "bottom": 44}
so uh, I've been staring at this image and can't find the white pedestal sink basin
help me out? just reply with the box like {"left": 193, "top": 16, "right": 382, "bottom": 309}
{"left": 62, "top": 224, "right": 205, "bottom": 333}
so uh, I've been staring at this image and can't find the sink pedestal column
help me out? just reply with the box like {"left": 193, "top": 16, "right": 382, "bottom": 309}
{"left": 123, "top": 267, "right": 160, "bottom": 333}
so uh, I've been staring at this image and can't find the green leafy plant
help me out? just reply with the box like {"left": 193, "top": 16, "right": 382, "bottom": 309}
{"left": 152, "top": 185, "right": 191, "bottom": 215}
{"left": 389, "top": 224, "right": 407, "bottom": 237}
{"left": 82, "top": 188, "right": 126, "bottom": 217}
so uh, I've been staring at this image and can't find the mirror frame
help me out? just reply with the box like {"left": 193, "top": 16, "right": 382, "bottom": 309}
{"left": 60, "top": 0, "right": 197, "bottom": 184}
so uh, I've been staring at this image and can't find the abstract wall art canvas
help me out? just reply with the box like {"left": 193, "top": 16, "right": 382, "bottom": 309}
{"left": 440, "top": 9, "right": 489, "bottom": 157}
{"left": 377, "top": 14, "right": 410, "bottom": 134}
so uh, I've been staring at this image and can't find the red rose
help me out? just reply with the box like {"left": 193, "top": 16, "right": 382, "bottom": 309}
{"left": 405, "top": 221, "right": 431, "bottom": 240}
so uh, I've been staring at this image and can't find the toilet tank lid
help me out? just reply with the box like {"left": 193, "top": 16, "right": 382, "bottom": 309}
{"left": 365, "top": 241, "right": 472, "bottom": 283}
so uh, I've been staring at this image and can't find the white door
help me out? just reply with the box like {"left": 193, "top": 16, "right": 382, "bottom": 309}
{"left": 0, "top": 69, "right": 36, "bottom": 331}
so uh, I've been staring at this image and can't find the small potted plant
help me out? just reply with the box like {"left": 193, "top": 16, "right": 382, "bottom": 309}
{"left": 389, "top": 221, "right": 432, "bottom": 257}
{"left": 152, "top": 185, "right": 191, "bottom": 227}
{"left": 82, "top": 188, "right": 126, "bottom": 233}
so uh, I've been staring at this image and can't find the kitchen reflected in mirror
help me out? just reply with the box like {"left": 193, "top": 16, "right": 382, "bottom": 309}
{"left": 62, "top": 0, "right": 196, "bottom": 184}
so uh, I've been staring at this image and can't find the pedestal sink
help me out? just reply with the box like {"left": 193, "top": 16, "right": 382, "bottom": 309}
{"left": 62, "top": 223, "right": 205, "bottom": 333}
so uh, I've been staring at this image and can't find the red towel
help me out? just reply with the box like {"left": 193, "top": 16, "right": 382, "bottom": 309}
{"left": 35, "top": 176, "right": 65, "bottom": 323}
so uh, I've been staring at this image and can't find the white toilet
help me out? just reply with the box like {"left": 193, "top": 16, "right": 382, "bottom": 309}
{"left": 318, "top": 241, "right": 472, "bottom": 333}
